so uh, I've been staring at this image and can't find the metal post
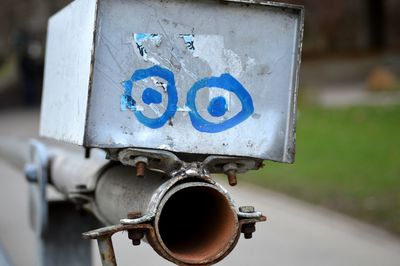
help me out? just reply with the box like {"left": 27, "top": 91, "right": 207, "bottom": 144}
{"left": 38, "top": 201, "right": 101, "bottom": 266}
{"left": 96, "top": 236, "right": 117, "bottom": 266}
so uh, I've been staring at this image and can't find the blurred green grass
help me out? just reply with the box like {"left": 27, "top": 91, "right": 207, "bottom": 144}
{"left": 245, "top": 104, "right": 400, "bottom": 235}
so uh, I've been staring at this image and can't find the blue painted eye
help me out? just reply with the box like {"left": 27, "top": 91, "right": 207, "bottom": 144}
{"left": 142, "top": 88, "right": 162, "bottom": 105}
{"left": 208, "top": 96, "right": 228, "bottom": 117}
{"left": 186, "top": 74, "right": 254, "bottom": 133}
{"left": 121, "top": 66, "right": 177, "bottom": 129}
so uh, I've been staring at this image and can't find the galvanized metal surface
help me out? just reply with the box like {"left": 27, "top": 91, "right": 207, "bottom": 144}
{"left": 40, "top": 0, "right": 304, "bottom": 163}
{"left": 50, "top": 150, "right": 110, "bottom": 195}
{"left": 40, "top": 0, "right": 98, "bottom": 145}
{"left": 94, "top": 164, "right": 166, "bottom": 225}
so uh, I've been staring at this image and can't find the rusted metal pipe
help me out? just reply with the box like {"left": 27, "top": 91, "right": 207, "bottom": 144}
{"left": 154, "top": 182, "right": 239, "bottom": 265}
{"left": 0, "top": 138, "right": 265, "bottom": 265}
{"left": 97, "top": 236, "right": 117, "bottom": 266}
{"left": 91, "top": 164, "right": 245, "bottom": 265}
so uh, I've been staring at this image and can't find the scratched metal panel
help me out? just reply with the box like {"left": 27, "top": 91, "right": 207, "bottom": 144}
{"left": 39, "top": 0, "right": 97, "bottom": 145}
{"left": 85, "top": 0, "right": 303, "bottom": 162}
{"left": 40, "top": 0, "right": 303, "bottom": 162}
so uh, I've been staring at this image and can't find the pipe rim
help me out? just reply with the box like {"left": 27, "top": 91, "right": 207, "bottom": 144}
{"left": 154, "top": 181, "right": 239, "bottom": 265}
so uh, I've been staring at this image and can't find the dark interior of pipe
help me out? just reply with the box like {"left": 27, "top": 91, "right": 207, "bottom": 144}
{"left": 157, "top": 185, "right": 237, "bottom": 263}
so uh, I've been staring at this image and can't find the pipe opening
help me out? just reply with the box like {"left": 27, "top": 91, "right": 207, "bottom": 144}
{"left": 156, "top": 184, "right": 238, "bottom": 264}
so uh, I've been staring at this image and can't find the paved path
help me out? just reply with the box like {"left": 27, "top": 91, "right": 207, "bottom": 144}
{"left": 1, "top": 109, "right": 400, "bottom": 266}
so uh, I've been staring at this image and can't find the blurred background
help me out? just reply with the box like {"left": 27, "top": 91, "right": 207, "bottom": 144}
{"left": 0, "top": 0, "right": 399, "bottom": 265}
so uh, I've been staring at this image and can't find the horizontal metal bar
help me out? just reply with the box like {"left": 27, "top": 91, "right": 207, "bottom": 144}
{"left": 0, "top": 136, "right": 30, "bottom": 171}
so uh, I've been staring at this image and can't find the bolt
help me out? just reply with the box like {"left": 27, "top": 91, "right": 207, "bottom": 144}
{"left": 239, "top": 206, "right": 257, "bottom": 239}
{"left": 241, "top": 223, "right": 256, "bottom": 239}
{"left": 136, "top": 161, "right": 146, "bottom": 178}
{"left": 239, "top": 206, "right": 255, "bottom": 213}
{"left": 24, "top": 164, "right": 37, "bottom": 183}
{"left": 227, "top": 169, "right": 237, "bottom": 186}
{"left": 128, "top": 230, "right": 145, "bottom": 246}
{"left": 127, "top": 211, "right": 142, "bottom": 219}
{"left": 223, "top": 163, "right": 238, "bottom": 186}
{"left": 130, "top": 156, "right": 148, "bottom": 178}
{"left": 126, "top": 211, "right": 144, "bottom": 246}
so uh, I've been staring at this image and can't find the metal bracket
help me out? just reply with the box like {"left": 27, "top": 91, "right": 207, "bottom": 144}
{"left": 83, "top": 215, "right": 266, "bottom": 266}
{"left": 110, "top": 148, "right": 263, "bottom": 175}
{"left": 119, "top": 165, "right": 212, "bottom": 225}
{"left": 115, "top": 148, "right": 184, "bottom": 174}
{"left": 203, "top": 155, "right": 263, "bottom": 174}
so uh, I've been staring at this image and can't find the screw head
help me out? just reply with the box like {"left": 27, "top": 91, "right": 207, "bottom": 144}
{"left": 24, "top": 164, "right": 37, "bottom": 182}
{"left": 239, "top": 206, "right": 255, "bottom": 213}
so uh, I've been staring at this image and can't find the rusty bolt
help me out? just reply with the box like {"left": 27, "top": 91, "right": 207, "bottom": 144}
{"left": 223, "top": 163, "right": 238, "bottom": 186}
{"left": 128, "top": 230, "right": 145, "bottom": 246}
{"left": 135, "top": 161, "right": 146, "bottom": 178}
{"left": 241, "top": 223, "right": 256, "bottom": 239}
{"left": 126, "top": 211, "right": 144, "bottom": 246}
{"left": 239, "top": 206, "right": 257, "bottom": 239}
{"left": 227, "top": 169, "right": 237, "bottom": 186}
{"left": 127, "top": 211, "right": 142, "bottom": 219}
{"left": 130, "top": 156, "right": 148, "bottom": 178}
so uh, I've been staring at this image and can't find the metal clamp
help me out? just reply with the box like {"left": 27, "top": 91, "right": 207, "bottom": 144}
{"left": 83, "top": 214, "right": 266, "bottom": 266}
{"left": 115, "top": 148, "right": 183, "bottom": 174}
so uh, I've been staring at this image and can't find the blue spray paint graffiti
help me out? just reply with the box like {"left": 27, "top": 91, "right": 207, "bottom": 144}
{"left": 122, "top": 68, "right": 253, "bottom": 132}
{"left": 121, "top": 66, "right": 177, "bottom": 129}
{"left": 142, "top": 88, "right": 162, "bottom": 105}
{"left": 186, "top": 73, "right": 254, "bottom": 133}
{"left": 207, "top": 96, "right": 227, "bottom": 117}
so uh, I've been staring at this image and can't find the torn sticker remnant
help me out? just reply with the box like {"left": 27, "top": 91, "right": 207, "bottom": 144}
{"left": 180, "top": 34, "right": 195, "bottom": 53}
{"left": 133, "top": 33, "right": 162, "bottom": 62}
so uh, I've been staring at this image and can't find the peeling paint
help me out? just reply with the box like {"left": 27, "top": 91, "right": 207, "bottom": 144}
{"left": 180, "top": 35, "right": 244, "bottom": 78}
{"left": 180, "top": 34, "right": 195, "bottom": 53}
{"left": 133, "top": 33, "right": 162, "bottom": 64}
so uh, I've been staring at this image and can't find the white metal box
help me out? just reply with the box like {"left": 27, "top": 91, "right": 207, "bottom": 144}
{"left": 40, "top": 0, "right": 304, "bottom": 163}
